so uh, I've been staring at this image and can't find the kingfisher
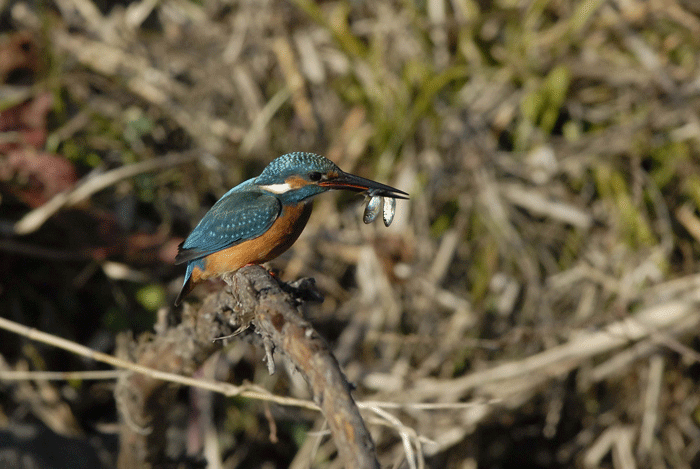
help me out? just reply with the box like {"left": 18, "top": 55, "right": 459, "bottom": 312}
{"left": 174, "top": 152, "right": 408, "bottom": 305}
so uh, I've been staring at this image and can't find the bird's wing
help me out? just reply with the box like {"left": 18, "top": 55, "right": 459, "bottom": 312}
{"left": 175, "top": 190, "right": 281, "bottom": 264}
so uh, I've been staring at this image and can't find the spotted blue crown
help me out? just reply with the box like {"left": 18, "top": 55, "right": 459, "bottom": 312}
{"left": 255, "top": 152, "right": 340, "bottom": 185}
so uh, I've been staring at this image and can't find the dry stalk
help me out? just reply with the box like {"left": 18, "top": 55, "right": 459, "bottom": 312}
{"left": 111, "top": 265, "right": 378, "bottom": 468}
{"left": 224, "top": 266, "right": 380, "bottom": 469}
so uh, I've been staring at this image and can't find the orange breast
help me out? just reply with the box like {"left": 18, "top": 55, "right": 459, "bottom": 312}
{"left": 199, "top": 202, "right": 313, "bottom": 279}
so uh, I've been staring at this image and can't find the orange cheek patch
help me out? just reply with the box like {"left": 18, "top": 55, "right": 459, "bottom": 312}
{"left": 285, "top": 175, "right": 309, "bottom": 189}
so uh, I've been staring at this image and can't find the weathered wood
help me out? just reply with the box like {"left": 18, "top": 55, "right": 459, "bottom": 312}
{"left": 116, "top": 266, "right": 378, "bottom": 468}
{"left": 227, "top": 266, "right": 379, "bottom": 469}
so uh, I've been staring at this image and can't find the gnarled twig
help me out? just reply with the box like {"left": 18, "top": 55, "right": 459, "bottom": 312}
{"left": 226, "top": 266, "right": 379, "bottom": 469}
{"left": 116, "top": 265, "right": 378, "bottom": 469}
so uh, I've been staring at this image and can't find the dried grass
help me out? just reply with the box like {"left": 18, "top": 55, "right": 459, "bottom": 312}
{"left": 2, "top": 0, "right": 700, "bottom": 467}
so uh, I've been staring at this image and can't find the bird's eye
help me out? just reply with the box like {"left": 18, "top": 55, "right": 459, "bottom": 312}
{"left": 308, "top": 172, "right": 323, "bottom": 181}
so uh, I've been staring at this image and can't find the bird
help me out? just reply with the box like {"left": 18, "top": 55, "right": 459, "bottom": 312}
{"left": 174, "top": 152, "right": 408, "bottom": 305}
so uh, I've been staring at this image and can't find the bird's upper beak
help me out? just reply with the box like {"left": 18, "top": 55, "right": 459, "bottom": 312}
{"left": 319, "top": 171, "right": 409, "bottom": 199}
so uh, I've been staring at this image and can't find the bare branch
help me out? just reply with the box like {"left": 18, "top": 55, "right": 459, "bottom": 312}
{"left": 225, "top": 266, "right": 379, "bottom": 469}
{"left": 114, "top": 266, "right": 378, "bottom": 468}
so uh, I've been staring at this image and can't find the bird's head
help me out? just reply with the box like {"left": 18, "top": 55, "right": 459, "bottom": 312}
{"left": 255, "top": 152, "right": 407, "bottom": 204}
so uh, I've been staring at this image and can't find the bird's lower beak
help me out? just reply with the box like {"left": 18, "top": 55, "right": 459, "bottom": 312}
{"left": 320, "top": 171, "right": 409, "bottom": 199}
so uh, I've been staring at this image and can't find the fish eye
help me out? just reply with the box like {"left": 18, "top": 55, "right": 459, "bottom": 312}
{"left": 308, "top": 171, "right": 323, "bottom": 181}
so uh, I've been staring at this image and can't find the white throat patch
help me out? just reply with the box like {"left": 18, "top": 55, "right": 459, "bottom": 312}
{"left": 260, "top": 182, "right": 293, "bottom": 194}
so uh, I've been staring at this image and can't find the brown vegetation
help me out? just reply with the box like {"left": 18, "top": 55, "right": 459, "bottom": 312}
{"left": 1, "top": 0, "right": 700, "bottom": 468}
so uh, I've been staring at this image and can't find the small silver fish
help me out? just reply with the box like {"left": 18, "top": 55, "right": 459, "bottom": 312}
{"left": 363, "top": 195, "right": 382, "bottom": 224}
{"left": 383, "top": 196, "right": 396, "bottom": 227}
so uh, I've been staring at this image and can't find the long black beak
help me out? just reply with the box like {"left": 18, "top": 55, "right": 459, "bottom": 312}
{"left": 320, "top": 171, "right": 409, "bottom": 199}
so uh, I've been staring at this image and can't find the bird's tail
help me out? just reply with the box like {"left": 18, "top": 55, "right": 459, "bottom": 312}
{"left": 174, "top": 262, "right": 200, "bottom": 306}
{"left": 174, "top": 278, "right": 193, "bottom": 306}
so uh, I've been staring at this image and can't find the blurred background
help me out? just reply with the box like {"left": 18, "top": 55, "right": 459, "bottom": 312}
{"left": 1, "top": 0, "right": 700, "bottom": 467}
